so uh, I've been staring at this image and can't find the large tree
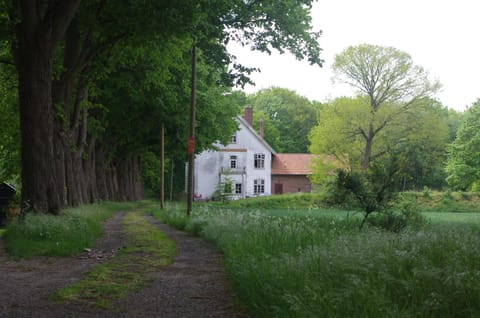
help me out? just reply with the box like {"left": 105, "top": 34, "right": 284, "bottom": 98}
{"left": 309, "top": 96, "right": 450, "bottom": 190}
{"left": 331, "top": 44, "right": 440, "bottom": 170}
{"left": 10, "top": 1, "right": 80, "bottom": 213}
{"left": 3, "top": 0, "right": 323, "bottom": 213}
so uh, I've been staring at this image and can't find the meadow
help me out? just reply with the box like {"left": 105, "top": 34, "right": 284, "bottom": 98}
{"left": 3, "top": 193, "right": 480, "bottom": 316}
{"left": 153, "top": 197, "right": 480, "bottom": 317}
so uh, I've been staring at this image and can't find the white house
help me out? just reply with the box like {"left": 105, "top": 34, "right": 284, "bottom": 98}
{"left": 193, "top": 107, "right": 276, "bottom": 200}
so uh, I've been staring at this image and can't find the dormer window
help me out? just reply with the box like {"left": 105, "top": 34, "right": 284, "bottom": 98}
{"left": 231, "top": 133, "right": 237, "bottom": 143}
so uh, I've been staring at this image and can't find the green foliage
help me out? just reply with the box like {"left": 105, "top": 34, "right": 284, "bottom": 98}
{"left": 333, "top": 44, "right": 440, "bottom": 105}
{"left": 251, "top": 109, "right": 282, "bottom": 151}
{"left": 0, "top": 60, "right": 19, "bottom": 183}
{"left": 366, "top": 197, "right": 426, "bottom": 232}
{"left": 3, "top": 202, "right": 139, "bottom": 257}
{"left": 391, "top": 98, "right": 450, "bottom": 190}
{"left": 309, "top": 96, "right": 452, "bottom": 190}
{"left": 422, "top": 186, "right": 432, "bottom": 199}
{"left": 309, "top": 96, "right": 369, "bottom": 167}
{"left": 216, "top": 192, "right": 326, "bottom": 210}
{"left": 328, "top": 162, "right": 399, "bottom": 227}
{"left": 446, "top": 99, "right": 480, "bottom": 190}
{"left": 400, "top": 191, "right": 480, "bottom": 213}
{"left": 3, "top": 0, "right": 324, "bottom": 211}
{"left": 247, "top": 87, "right": 322, "bottom": 153}
{"left": 322, "top": 44, "right": 441, "bottom": 173}
{"left": 156, "top": 204, "right": 480, "bottom": 317}
{"left": 140, "top": 150, "right": 175, "bottom": 199}
{"left": 213, "top": 172, "right": 234, "bottom": 202}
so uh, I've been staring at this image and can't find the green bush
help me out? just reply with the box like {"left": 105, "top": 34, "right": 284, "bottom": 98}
{"left": 367, "top": 196, "right": 426, "bottom": 232}
{"left": 422, "top": 186, "right": 432, "bottom": 199}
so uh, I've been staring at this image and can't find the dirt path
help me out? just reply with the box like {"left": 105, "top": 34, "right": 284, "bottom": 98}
{"left": 0, "top": 212, "right": 244, "bottom": 317}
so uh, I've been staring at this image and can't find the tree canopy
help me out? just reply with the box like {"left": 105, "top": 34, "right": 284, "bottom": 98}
{"left": 445, "top": 99, "right": 480, "bottom": 190}
{"left": 330, "top": 44, "right": 440, "bottom": 170}
{"left": 0, "top": 0, "right": 323, "bottom": 213}
{"left": 309, "top": 96, "right": 451, "bottom": 191}
{"left": 247, "top": 87, "right": 322, "bottom": 153}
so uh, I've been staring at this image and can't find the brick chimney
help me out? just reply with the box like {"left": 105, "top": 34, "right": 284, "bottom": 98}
{"left": 243, "top": 107, "right": 253, "bottom": 127}
{"left": 259, "top": 118, "right": 264, "bottom": 139}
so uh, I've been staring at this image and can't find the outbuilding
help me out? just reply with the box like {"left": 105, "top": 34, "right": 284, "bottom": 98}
{"left": 0, "top": 182, "right": 17, "bottom": 226}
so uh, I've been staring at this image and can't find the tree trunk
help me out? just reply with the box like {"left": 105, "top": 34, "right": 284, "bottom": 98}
{"left": 361, "top": 125, "right": 374, "bottom": 170}
{"left": 95, "top": 145, "right": 109, "bottom": 201}
{"left": 12, "top": 1, "right": 80, "bottom": 213}
{"left": 17, "top": 52, "right": 61, "bottom": 213}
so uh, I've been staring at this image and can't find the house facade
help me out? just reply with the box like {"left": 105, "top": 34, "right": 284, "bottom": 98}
{"left": 193, "top": 108, "right": 276, "bottom": 200}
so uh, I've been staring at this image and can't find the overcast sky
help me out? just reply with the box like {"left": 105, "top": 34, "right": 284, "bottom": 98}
{"left": 228, "top": 0, "right": 479, "bottom": 111}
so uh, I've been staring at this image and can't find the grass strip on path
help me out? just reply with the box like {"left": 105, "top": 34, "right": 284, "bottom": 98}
{"left": 4, "top": 201, "right": 142, "bottom": 258}
{"left": 51, "top": 208, "right": 176, "bottom": 309}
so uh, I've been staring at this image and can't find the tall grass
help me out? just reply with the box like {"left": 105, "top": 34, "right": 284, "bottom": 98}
{"left": 156, "top": 204, "right": 480, "bottom": 317}
{"left": 4, "top": 201, "right": 140, "bottom": 258}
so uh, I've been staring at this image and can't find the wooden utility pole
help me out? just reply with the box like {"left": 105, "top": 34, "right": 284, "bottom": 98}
{"left": 169, "top": 159, "right": 174, "bottom": 202}
{"left": 160, "top": 122, "right": 165, "bottom": 209}
{"left": 187, "top": 44, "right": 196, "bottom": 216}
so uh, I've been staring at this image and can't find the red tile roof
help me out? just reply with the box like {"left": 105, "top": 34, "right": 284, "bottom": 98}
{"left": 272, "top": 154, "right": 315, "bottom": 175}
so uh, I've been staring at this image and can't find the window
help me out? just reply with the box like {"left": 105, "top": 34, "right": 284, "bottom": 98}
{"left": 231, "top": 133, "right": 237, "bottom": 143}
{"left": 254, "top": 179, "right": 265, "bottom": 195}
{"left": 230, "top": 155, "right": 237, "bottom": 168}
{"left": 235, "top": 183, "right": 242, "bottom": 194}
{"left": 254, "top": 153, "right": 265, "bottom": 169}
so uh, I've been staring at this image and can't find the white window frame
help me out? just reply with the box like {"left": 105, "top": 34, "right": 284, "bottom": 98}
{"left": 254, "top": 153, "right": 265, "bottom": 169}
{"left": 231, "top": 133, "right": 237, "bottom": 143}
{"left": 254, "top": 179, "right": 265, "bottom": 194}
{"left": 230, "top": 155, "right": 237, "bottom": 169}
{"left": 235, "top": 183, "right": 242, "bottom": 194}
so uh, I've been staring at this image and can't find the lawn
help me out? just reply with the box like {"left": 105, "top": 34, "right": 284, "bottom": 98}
{"left": 154, "top": 203, "right": 480, "bottom": 317}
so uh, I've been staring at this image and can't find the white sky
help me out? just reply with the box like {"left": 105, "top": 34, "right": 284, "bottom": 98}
{"left": 228, "top": 0, "right": 480, "bottom": 111}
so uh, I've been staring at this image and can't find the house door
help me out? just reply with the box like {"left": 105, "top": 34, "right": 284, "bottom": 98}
{"left": 274, "top": 183, "right": 283, "bottom": 194}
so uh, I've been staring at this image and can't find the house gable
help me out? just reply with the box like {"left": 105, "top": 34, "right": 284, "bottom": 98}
{"left": 194, "top": 109, "right": 276, "bottom": 200}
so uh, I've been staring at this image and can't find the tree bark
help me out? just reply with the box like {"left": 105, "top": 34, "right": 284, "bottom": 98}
{"left": 12, "top": 1, "right": 80, "bottom": 213}
{"left": 361, "top": 124, "right": 374, "bottom": 170}
{"left": 16, "top": 49, "right": 61, "bottom": 213}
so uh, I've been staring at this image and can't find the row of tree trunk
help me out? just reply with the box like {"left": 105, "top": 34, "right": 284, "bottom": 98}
{"left": 13, "top": 2, "right": 145, "bottom": 214}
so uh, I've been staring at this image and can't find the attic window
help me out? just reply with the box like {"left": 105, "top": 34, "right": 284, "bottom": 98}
{"left": 254, "top": 153, "right": 265, "bottom": 169}
{"left": 231, "top": 133, "right": 237, "bottom": 143}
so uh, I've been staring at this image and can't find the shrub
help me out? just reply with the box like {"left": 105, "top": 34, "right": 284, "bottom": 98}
{"left": 422, "top": 186, "right": 432, "bottom": 199}
{"left": 367, "top": 196, "right": 425, "bottom": 232}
